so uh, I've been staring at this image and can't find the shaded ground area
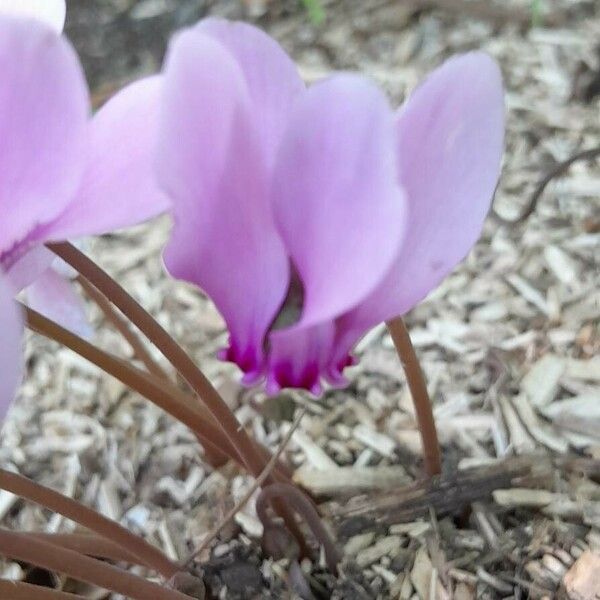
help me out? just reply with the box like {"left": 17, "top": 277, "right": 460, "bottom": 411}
{"left": 1, "top": 0, "right": 599, "bottom": 598}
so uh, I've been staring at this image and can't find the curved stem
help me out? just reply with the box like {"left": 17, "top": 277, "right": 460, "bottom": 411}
{"left": 49, "top": 243, "right": 267, "bottom": 476}
{"left": 256, "top": 483, "right": 341, "bottom": 574}
{"left": 47, "top": 242, "right": 305, "bottom": 547}
{"left": 0, "top": 580, "right": 86, "bottom": 600}
{"left": 77, "top": 276, "right": 235, "bottom": 468}
{"left": 493, "top": 146, "right": 600, "bottom": 224}
{"left": 181, "top": 409, "right": 306, "bottom": 569}
{"left": 24, "top": 304, "right": 291, "bottom": 482}
{"left": 386, "top": 317, "right": 442, "bottom": 477}
{"left": 0, "top": 530, "right": 193, "bottom": 600}
{"left": 0, "top": 469, "right": 178, "bottom": 579}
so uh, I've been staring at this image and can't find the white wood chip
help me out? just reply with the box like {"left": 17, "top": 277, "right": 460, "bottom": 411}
{"left": 353, "top": 424, "right": 397, "bottom": 457}
{"left": 355, "top": 535, "right": 402, "bottom": 568}
{"left": 521, "top": 354, "right": 566, "bottom": 408}
{"left": 293, "top": 465, "right": 409, "bottom": 495}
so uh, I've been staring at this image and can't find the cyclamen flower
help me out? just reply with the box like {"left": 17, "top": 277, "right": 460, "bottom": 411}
{"left": 0, "top": 13, "right": 168, "bottom": 334}
{"left": 132, "top": 19, "right": 503, "bottom": 394}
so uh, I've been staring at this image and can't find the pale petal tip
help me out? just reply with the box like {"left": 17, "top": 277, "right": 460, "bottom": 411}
{"left": 0, "top": 0, "right": 66, "bottom": 32}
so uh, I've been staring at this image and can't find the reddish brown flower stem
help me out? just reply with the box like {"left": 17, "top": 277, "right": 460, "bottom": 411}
{"left": 0, "top": 580, "right": 86, "bottom": 600}
{"left": 23, "top": 305, "right": 292, "bottom": 482}
{"left": 256, "top": 483, "right": 341, "bottom": 574}
{"left": 46, "top": 243, "right": 306, "bottom": 552}
{"left": 25, "top": 533, "right": 144, "bottom": 565}
{"left": 77, "top": 274, "right": 170, "bottom": 380}
{"left": 0, "top": 530, "right": 193, "bottom": 600}
{"left": 0, "top": 468, "right": 178, "bottom": 579}
{"left": 386, "top": 317, "right": 442, "bottom": 477}
{"left": 181, "top": 409, "right": 306, "bottom": 569}
{"left": 76, "top": 277, "right": 292, "bottom": 473}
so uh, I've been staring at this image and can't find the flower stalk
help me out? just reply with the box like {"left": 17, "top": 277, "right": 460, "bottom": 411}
{"left": 49, "top": 243, "right": 273, "bottom": 478}
{"left": 0, "top": 530, "right": 194, "bottom": 600}
{"left": 0, "top": 468, "right": 178, "bottom": 579}
{"left": 386, "top": 317, "right": 442, "bottom": 477}
{"left": 46, "top": 243, "right": 306, "bottom": 549}
{"left": 25, "top": 533, "right": 143, "bottom": 565}
{"left": 0, "top": 580, "right": 86, "bottom": 599}
{"left": 77, "top": 274, "right": 170, "bottom": 381}
{"left": 23, "top": 305, "right": 292, "bottom": 481}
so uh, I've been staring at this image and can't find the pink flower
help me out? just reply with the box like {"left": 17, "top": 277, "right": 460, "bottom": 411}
{"left": 0, "top": 273, "right": 22, "bottom": 420}
{"left": 0, "top": 15, "right": 168, "bottom": 334}
{"left": 135, "top": 19, "right": 504, "bottom": 394}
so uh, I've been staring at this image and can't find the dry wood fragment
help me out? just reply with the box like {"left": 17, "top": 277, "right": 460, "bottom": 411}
{"left": 566, "top": 358, "right": 600, "bottom": 382}
{"left": 493, "top": 488, "right": 559, "bottom": 508}
{"left": 355, "top": 535, "right": 402, "bottom": 568}
{"left": 328, "top": 457, "right": 536, "bottom": 525}
{"left": 542, "top": 394, "right": 600, "bottom": 437}
{"left": 410, "top": 546, "right": 449, "bottom": 600}
{"left": 560, "top": 551, "right": 600, "bottom": 600}
{"left": 294, "top": 465, "right": 410, "bottom": 496}
{"left": 521, "top": 354, "right": 566, "bottom": 408}
{"left": 353, "top": 424, "right": 397, "bottom": 458}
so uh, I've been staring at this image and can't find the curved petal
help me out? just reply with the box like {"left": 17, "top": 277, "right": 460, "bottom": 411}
{"left": 0, "top": 0, "right": 66, "bottom": 32}
{"left": 159, "top": 29, "right": 289, "bottom": 379}
{"left": 0, "top": 273, "right": 23, "bottom": 421}
{"left": 195, "top": 18, "right": 304, "bottom": 167}
{"left": 0, "top": 17, "right": 88, "bottom": 255}
{"left": 335, "top": 52, "right": 505, "bottom": 358}
{"left": 271, "top": 74, "right": 406, "bottom": 328}
{"left": 25, "top": 269, "right": 92, "bottom": 339}
{"left": 267, "top": 322, "right": 335, "bottom": 396}
{"left": 5, "top": 246, "right": 55, "bottom": 292}
{"left": 47, "top": 77, "right": 170, "bottom": 240}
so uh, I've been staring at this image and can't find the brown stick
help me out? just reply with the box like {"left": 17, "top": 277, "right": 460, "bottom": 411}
{"left": 47, "top": 242, "right": 306, "bottom": 552}
{"left": 386, "top": 317, "right": 442, "bottom": 477}
{"left": 0, "top": 580, "right": 86, "bottom": 600}
{"left": 0, "top": 530, "right": 193, "bottom": 600}
{"left": 0, "top": 469, "right": 178, "bottom": 579}
{"left": 329, "top": 455, "right": 538, "bottom": 525}
{"left": 23, "top": 304, "right": 291, "bottom": 482}
{"left": 493, "top": 146, "right": 600, "bottom": 225}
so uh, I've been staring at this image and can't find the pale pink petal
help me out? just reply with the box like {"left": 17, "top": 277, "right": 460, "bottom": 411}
{"left": 0, "top": 17, "right": 88, "bottom": 256}
{"left": 271, "top": 74, "right": 406, "bottom": 328}
{"left": 195, "top": 18, "right": 304, "bottom": 166}
{"left": 159, "top": 29, "right": 289, "bottom": 379}
{"left": 26, "top": 269, "right": 92, "bottom": 339}
{"left": 48, "top": 77, "right": 170, "bottom": 240}
{"left": 334, "top": 52, "right": 504, "bottom": 359}
{"left": 267, "top": 323, "right": 335, "bottom": 396}
{"left": 5, "top": 246, "right": 55, "bottom": 292}
{"left": 0, "top": 0, "right": 66, "bottom": 32}
{"left": 0, "top": 274, "right": 23, "bottom": 420}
